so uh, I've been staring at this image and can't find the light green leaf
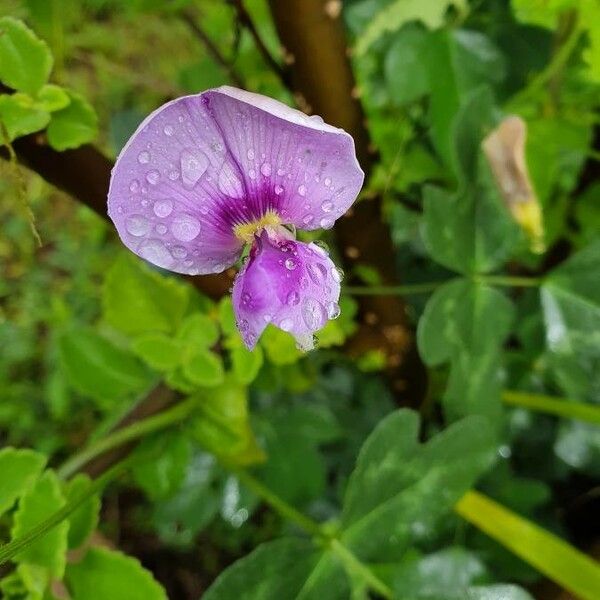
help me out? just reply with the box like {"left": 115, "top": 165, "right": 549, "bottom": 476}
{"left": 103, "top": 254, "right": 190, "bottom": 336}
{"left": 203, "top": 538, "right": 327, "bottom": 600}
{"left": 11, "top": 471, "right": 68, "bottom": 579}
{"left": 66, "top": 547, "right": 167, "bottom": 600}
{"left": 35, "top": 84, "right": 70, "bottom": 112}
{"left": 0, "top": 93, "right": 50, "bottom": 141}
{"left": 47, "top": 91, "right": 98, "bottom": 150}
{"left": 456, "top": 490, "right": 600, "bottom": 600}
{"left": 0, "top": 17, "right": 52, "bottom": 95}
{"left": 341, "top": 410, "right": 495, "bottom": 561}
{"left": 191, "top": 379, "right": 265, "bottom": 465}
{"left": 176, "top": 313, "right": 220, "bottom": 349}
{"left": 59, "top": 327, "right": 152, "bottom": 406}
{"left": 355, "top": 0, "right": 467, "bottom": 55}
{"left": 218, "top": 297, "right": 238, "bottom": 337}
{"left": 231, "top": 344, "right": 264, "bottom": 385}
{"left": 417, "top": 279, "right": 514, "bottom": 366}
{"left": 260, "top": 326, "right": 301, "bottom": 365}
{"left": 64, "top": 474, "right": 100, "bottom": 550}
{"left": 0, "top": 448, "right": 46, "bottom": 517}
{"left": 182, "top": 348, "right": 224, "bottom": 387}
{"left": 132, "top": 333, "right": 183, "bottom": 371}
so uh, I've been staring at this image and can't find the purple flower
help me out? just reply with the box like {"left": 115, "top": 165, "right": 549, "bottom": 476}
{"left": 108, "top": 87, "right": 364, "bottom": 350}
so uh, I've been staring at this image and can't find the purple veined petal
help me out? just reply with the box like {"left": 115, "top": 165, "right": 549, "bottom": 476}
{"left": 108, "top": 86, "right": 363, "bottom": 275}
{"left": 232, "top": 231, "right": 342, "bottom": 350}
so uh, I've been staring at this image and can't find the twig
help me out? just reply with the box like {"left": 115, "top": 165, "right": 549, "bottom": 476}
{"left": 180, "top": 8, "right": 246, "bottom": 89}
{"left": 229, "top": 0, "right": 293, "bottom": 91}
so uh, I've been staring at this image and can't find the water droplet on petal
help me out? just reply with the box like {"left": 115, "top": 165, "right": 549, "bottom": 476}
{"left": 260, "top": 162, "right": 271, "bottom": 177}
{"left": 302, "top": 297, "right": 326, "bottom": 330}
{"left": 125, "top": 214, "right": 150, "bottom": 237}
{"left": 171, "top": 245, "right": 187, "bottom": 259}
{"left": 168, "top": 170, "right": 180, "bottom": 181}
{"left": 327, "top": 302, "right": 341, "bottom": 319}
{"left": 171, "top": 214, "right": 201, "bottom": 242}
{"left": 298, "top": 184, "right": 306, "bottom": 196}
{"left": 138, "top": 151, "right": 150, "bottom": 164}
{"left": 285, "top": 258, "right": 297, "bottom": 270}
{"left": 242, "top": 292, "right": 251, "bottom": 304}
{"left": 280, "top": 318, "right": 294, "bottom": 332}
{"left": 324, "top": 177, "right": 332, "bottom": 187}
{"left": 274, "top": 184, "right": 284, "bottom": 195}
{"left": 321, "top": 200, "right": 333, "bottom": 212}
{"left": 138, "top": 239, "right": 173, "bottom": 268}
{"left": 129, "top": 180, "right": 140, "bottom": 192}
{"left": 239, "top": 319, "right": 249, "bottom": 332}
{"left": 218, "top": 163, "right": 244, "bottom": 197}
{"left": 180, "top": 149, "right": 209, "bottom": 189}
{"left": 331, "top": 266, "right": 343, "bottom": 282}
{"left": 156, "top": 223, "right": 167, "bottom": 235}
{"left": 320, "top": 217, "right": 334, "bottom": 229}
{"left": 163, "top": 125, "right": 174, "bottom": 136}
{"left": 277, "top": 168, "right": 285, "bottom": 176}
{"left": 153, "top": 198, "right": 173, "bottom": 218}
{"left": 307, "top": 262, "right": 328, "bottom": 285}
{"left": 247, "top": 148, "right": 255, "bottom": 160}
{"left": 303, "top": 214, "right": 314, "bottom": 225}
{"left": 286, "top": 291, "right": 300, "bottom": 306}
{"left": 146, "top": 170, "right": 160, "bottom": 185}
{"left": 248, "top": 169, "right": 256, "bottom": 180}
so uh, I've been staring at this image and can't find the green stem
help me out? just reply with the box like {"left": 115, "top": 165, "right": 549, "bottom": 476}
{"left": 475, "top": 275, "right": 541, "bottom": 288}
{"left": 57, "top": 397, "right": 198, "bottom": 479}
{"left": 234, "top": 468, "right": 393, "bottom": 599}
{"left": 0, "top": 459, "right": 129, "bottom": 566}
{"left": 329, "top": 539, "right": 394, "bottom": 599}
{"left": 502, "top": 391, "right": 600, "bottom": 425}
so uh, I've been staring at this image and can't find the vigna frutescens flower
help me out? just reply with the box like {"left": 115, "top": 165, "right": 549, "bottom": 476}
{"left": 108, "top": 87, "right": 364, "bottom": 350}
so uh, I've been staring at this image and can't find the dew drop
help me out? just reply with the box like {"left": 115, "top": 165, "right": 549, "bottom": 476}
{"left": 327, "top": 302, "right": 341, "bottom": 319}
{"left": 286, "top": 291, "right": 300, "bottom": 306}
{"left": 180, "top": 149, "right": 209, "bottom": 189}
{"left": 171, "top": 214, "right": 201, "bottom": 242}
{"left": 302, "top": 214, "right": 314, "bottom": 225}
{"left": 125, "top": 214, "right": 150, "bottom": 237}
{"left": 246, "top": 148, "right": 255, "bottom": 160}
{"left": 168, "top": 170, "right": 180, "bottom": 181}
{"left": 260, "top": 162, "right": 271, "bottom": 177}
{"left": 274, "top": 184, "right": 284, "bottom": 195}
{"left": 146, "top": 170, "right": 160, "bottom": 185}
{"left": 248, "top": 169, "right": 256, "bottom": 180}
{"left": 331, "top": 266, "right": 344, "bottom": 283}
{"left": 320, "top": 217, "right": 334, "bottom": 229}
{"left": 156, "top": 223, "right": 168, "bottom": 235}
{"left": 219, "top": 163, "right": 244, "bottom": 197}
{"left": 129, "top": 180, "right": 140, "bottom": 193}
{"left": 200, "top": 205, "right": 209, "bottom": 215}
{"left": 279, "top": 318, "right": 294, "bottom": 332}
{"left": 138, "top": 239, "right": 173, "bottom": 268}
{"left": 321, "top": 200, "right": 334, "bottom": 212}
{"left": 298, "top": 184, "right": 306, "bottom": 197}
{"left": 242, "top": 292, "right": 251, "bottom": 304}
{"left": 302, "top": 297, "right": 326, "bottom": 330}
{"left": 239, "top": 319, "right": 249, "bottom": 332}
{"left": 285, "top": 258, "right": 297, "bottom": 270}
{"left": 138, "top": 151, "right": 150, "bottom": 164}
{"left": 153, "top": 198, "right": 173, "bottom": 218}
{"left": 307, "top": 262, "right": 327, "bottom": 285}
{"left": 277, "top": 168, "right": 285, "bottom": 176}
{"left": 171, "top": 245, "right": 187, "bottom": 258}
{"left": 324, "top": 177, "right": 332, "bottom": 187}
{"left": 163, "top": 124, "right": 174, "bottom": 136}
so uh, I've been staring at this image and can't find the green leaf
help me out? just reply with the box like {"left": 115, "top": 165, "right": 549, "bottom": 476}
{"left": 260, "top": 326, "right": 301, "bottom": 365}
{"left": 231, "top": 344, "right": 264, "bottom": 385}
{"left": 218, "top": 297, "right": 238, "bottom": 337}
{"left": 355, "top": 0, "right": 467, "bottom": 55}
{"left": 59, "top": 327, "right": 152, "bottom": 406}
{"left": 103, "top": 254, "right": 190, "bottom": 336}
{"left": 0, "top": 448, "right": 46, "bottom": 517}
{"left": 456, "top": 490, "right": 600, "bottom": 600}
{"left": 35, "top": 84, "right": 70, "bottom": 112}
{"left": 11, "top": 471, "right": 68, "bottom": 579}
{"left": 340, "top": 410, "right": 495, "bottom": 561}
{"left": 0, "top": 93, "right": 50, "bottom": 141}
{"left": 466, "top": 586, "right": 534, "bottom": 600}
{"left": 132, "top": 431, "right": 191, "bottom": 501}
{"left": 47, "top": 91, "right": 98, "bottom": 150}
{"left": 203, "top": 538, "right": 325, "bottom": 600}
{"left": 541, "top": 241, "right": 600, "bottom": 403}
{"left": 417, "top": 279, "right": 514, "bottom": 366}
{"left": 182, "top": 348, "right": 224, "bottom": 387}
{"left": 66, "top": 547, "right": 167, "bottom": 600}
{"left": 176, "top": 312, "right": 220, "bottom": 349}
{"left": 0, "top": 17, "right": 52, "bottom": 95}
{"left": 191, "top": 379, "right": 265, "bottom": 465}
{"left": 64, "top": 474, "right": 100, "bottom": 550}
{"left": 132, "top": 333, "right": 183, "bottom": 371}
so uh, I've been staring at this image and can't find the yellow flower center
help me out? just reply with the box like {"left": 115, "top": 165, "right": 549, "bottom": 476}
{"left": 233, "top": 210, "right": 281, "bottom": 243}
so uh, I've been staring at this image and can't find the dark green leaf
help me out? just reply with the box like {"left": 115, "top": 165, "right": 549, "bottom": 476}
{"left": 64, "top": 474, "right": 100, "bottom": 550}
{"left": 47, "top": 91, "right": 98, "bottom": 150}
{"left": 0, "top": 448, "right": 46, "bottom": 517}
{"left": 182, "top": 348, "right": 224, "bottom": 387}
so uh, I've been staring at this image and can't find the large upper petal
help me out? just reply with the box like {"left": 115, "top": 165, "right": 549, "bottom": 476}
{"left": 108, "top": 87, "right": 364, "bottom": 275}
{"left": 232, "top": 231, "right": 342, "bottom": 350}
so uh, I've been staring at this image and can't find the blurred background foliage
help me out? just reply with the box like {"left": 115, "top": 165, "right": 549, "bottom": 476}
{"left": 0, "top": 0, "right": 599, "bottom": 599}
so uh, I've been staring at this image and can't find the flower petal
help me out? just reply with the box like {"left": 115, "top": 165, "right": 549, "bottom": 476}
{"left": 232, "top": 231, "right": 342, "bottom": 350}
{"left": 203, "top": 87, "right": 365, "bottom": 231}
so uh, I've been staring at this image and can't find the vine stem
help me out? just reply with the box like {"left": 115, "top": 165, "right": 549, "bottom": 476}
{"left": 0, "top": 459, "right": 130, "bottom": 566}
{"left": 56, "top": 397, "right": 198, "bottom": 479}
{"left": 345, "top": 275, "right": 541, "bottom": 297}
